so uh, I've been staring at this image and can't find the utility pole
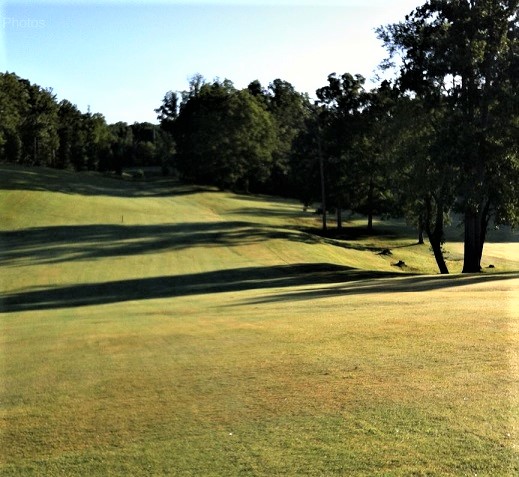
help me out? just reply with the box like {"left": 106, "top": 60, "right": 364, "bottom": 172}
{"left": 315, "top": 102, "right": 327, "bottom": 232}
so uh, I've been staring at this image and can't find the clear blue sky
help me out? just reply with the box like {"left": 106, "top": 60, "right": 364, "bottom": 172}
{"left": 1, "top": 0, "right": 420, "bottom": 124}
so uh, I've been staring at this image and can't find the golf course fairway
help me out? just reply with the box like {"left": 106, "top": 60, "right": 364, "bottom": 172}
{"left": 1, "top": 165, "right": 518, "bottom": 476}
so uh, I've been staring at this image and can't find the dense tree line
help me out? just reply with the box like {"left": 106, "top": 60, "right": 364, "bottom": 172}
{"left": 1, "top": 1, "right": 517, "bottom": 274}
{"left": 0, "top": 72, "right": 174, "bottom": 173}
{"left": 155, "top": 75, "right": 310, "bottom": 194}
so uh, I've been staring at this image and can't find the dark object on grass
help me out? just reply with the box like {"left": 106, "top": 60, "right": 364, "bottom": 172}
{"left": 393, "top": 260, "right": 406, "bottom": 268}
{"left": 488, "top": 264, "right": 495, "bottom": 269}
{"left": 379, "top": 249, "right": 392, "bottom": 256}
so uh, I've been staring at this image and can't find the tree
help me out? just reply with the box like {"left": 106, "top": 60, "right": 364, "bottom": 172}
{"left": 263, "top": 79, "right": 311, "bottom": 194}
{"left": 81, "top": 112, "right": 111, "bottom": 171}
{"left": 18, "top": 80, "right": 59, "bottom": 167}
{"left": 290, "top": 103, "right": 324, "bottom": 215}
{"left": 391, "top": 95, "right": 457, "bottom": 274}
{"left": 316, "top": 72, "right": 366, "bottom": 229}
{"left": 108, "top": 122, "right": 133, "bottom": 174}
{"left": 130, "top": 122, "right": 159, "bottom": 166}
{"left": 228, "top": 89, "right": 278, "bottom": 191}
{"left": 155, "top": 91, "right": 179, "bottom": 135}
{"left": 247, "top": 79, "right": 266, "bottom": 99}
{"left": 244, "top": 79, "right": 312, "bottom": 196}
{"left": 0, "top": 72, "right": 28, "bottom": 163}
{"left": 378, "top": 0, "right": 519, "bottom": 272}
{"left": 57, "top": 100, "right": 87, "bottom": 169}
{"left": 350, "top": 81, "right": 399, "bottom": 232}
{"left": 168, "top": 78, "right": 277, "bottom": 191}
{"left": 2, "top": 72, "right": 163, "bottom": 176}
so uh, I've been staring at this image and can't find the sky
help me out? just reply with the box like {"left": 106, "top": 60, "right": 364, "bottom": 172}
{"left": 0, "top": 0, "right": 420, "bottom": 124}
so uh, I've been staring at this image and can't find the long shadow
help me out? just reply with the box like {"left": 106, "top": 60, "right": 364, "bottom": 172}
{"left": 0, "top": 165, "right": 216, "bottom": 198}
{"left": 298, "top": 226, "right": 425, "bottom": 254}
{"left": 230, "top": 207, "right": 307, "bottom": 219}
{"left": 1, "top": 264, "right": 393, "bottom": 312}
{"left": 3, "top": 264, "right": 517, "bottom": 314}
{"left": 0, "top": 221, "right": 318, "bottom": 265}
{"left": 240, "top": 271, "right": 519, "bottom": 306}
{"left": 307, "top": 225, "right": 406, "bottom": 241}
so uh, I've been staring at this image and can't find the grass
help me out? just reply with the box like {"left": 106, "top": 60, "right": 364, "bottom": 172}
{"left": 1, "top": 164, "right": 518, "bottom": 476}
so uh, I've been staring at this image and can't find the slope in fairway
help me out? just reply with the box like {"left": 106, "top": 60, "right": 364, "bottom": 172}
{"left": 1, "top": 165, "right": 518, "bottom": 476}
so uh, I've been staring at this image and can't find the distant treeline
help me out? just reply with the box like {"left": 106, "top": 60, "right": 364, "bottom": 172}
{"left": 0, "top": 72, "right": 174, "bottom": 174}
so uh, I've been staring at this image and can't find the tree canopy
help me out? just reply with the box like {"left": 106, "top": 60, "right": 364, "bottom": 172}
{"left": 0, "top": 72, "right": 173, "bottom": 174}
{"left": 378, "top": 0, "right": 519, "bottom": 272}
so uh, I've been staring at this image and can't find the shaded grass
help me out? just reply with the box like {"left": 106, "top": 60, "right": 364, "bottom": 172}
{"left": 3, "top": 264, "right": 518, "bottom": 313}
{"left": 1, "top": 165, "right": 518, "bottom": 475}
{"left": 2, "top": 281, "right": 518, "bottom": 475}
{"left": 0, "top": 222, "right": 314, "bottom": 266}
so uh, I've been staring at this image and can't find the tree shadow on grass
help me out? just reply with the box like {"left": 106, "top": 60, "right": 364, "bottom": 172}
{"left": 229, "top": 207, "right": 307, "bottom": 219}
{"left": 0, "top": 264, "right": 394, "bottom": 312}
{"left": 0, "top": 221, "right": 320, "bottom": 266}
{"left": 239, "top": 270, "right": 519, "bottom": 306}
{"left": 0, "top": 165, "right": 216, "bottom": 198}
{"left": 2, "top": 264, "right": 517, "bottom": 313}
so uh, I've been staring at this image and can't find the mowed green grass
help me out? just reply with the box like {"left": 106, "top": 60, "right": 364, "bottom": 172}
{"left": 1, "top": 164, "right": 518, "bottom": 476}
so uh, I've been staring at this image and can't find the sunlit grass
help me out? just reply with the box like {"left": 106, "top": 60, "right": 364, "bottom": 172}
{"left": 1, "top": 165, "right": 518, "bottom": 475}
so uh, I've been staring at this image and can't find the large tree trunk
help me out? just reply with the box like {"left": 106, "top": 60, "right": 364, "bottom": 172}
{"left": 425, "top": 195, "right": 449, "bottom": 274}
{"left": 367, "top": 178, "right": 374, "bottom": 233}
{"left": 337, "top": 206, "right": 342, "bottom": 230}
{"left": 463, "top": 201, "right": 491, "bottom": 273}
{"left": 317, "top": 126, "right": 327, "bottom": 232}
{"left": 429, "top": 235, "right": 449, "bottom": 275}
{"left": 320, "top": 198, "right": 327, "bottom": 233}
{"left": 462, "top": 212, "right": 480, "bottom": 273}
{"left": 243, "top": 177, "right": 250, "bottom": 194}
{"left": 418, "top": 213, "right": 425, "bottom": 244}
{"left": 478, "top": 200, "right": 491, "bottom": 268}
{"left": 462, "top": 209, "right": 482, "bottom": 273}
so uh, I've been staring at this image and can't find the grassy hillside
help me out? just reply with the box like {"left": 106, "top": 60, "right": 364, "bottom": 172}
{"left": 1, "top": 164, "right": 518, "bottom": 476}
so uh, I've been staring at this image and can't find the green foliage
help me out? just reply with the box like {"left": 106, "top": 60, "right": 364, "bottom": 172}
{"left": 0, "top": 72, "right": 171, "bottom": 175}
{"left": 171, "top": 78, "right": 277, "bottom": 191}
{"left": 378, "top": 0, "right": 519, "bottom": 272}
{"left": 107, "top": 122, "right": 133, "bottom": 174}
{"left": 57, "top": 100, "right": 86, "bottom": 169}
{"left": 313, "top": 72, "right": 399, "bottom": 228}
{"left": 17, "top": 79, "right": 59, "bottom": 166}
{"left": 289, "top": 104, "right": 323, "bottom": 207}
{"left": 154, "top": 91, "right": 178, "bottom": 134}
{"left": 348, "top": 81, "right": 401, "bottom": 229}
{"left": 390, "top": 95, "right": 458, "bottom": 273}
{"left": 264, "top": 79, "right": 311, "bottom": 193}
{"left": 315, "top": 73, "right": 366, "bottom": 214}
{"left": 0, "top": 73, "right": 29, "bottom": 163}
